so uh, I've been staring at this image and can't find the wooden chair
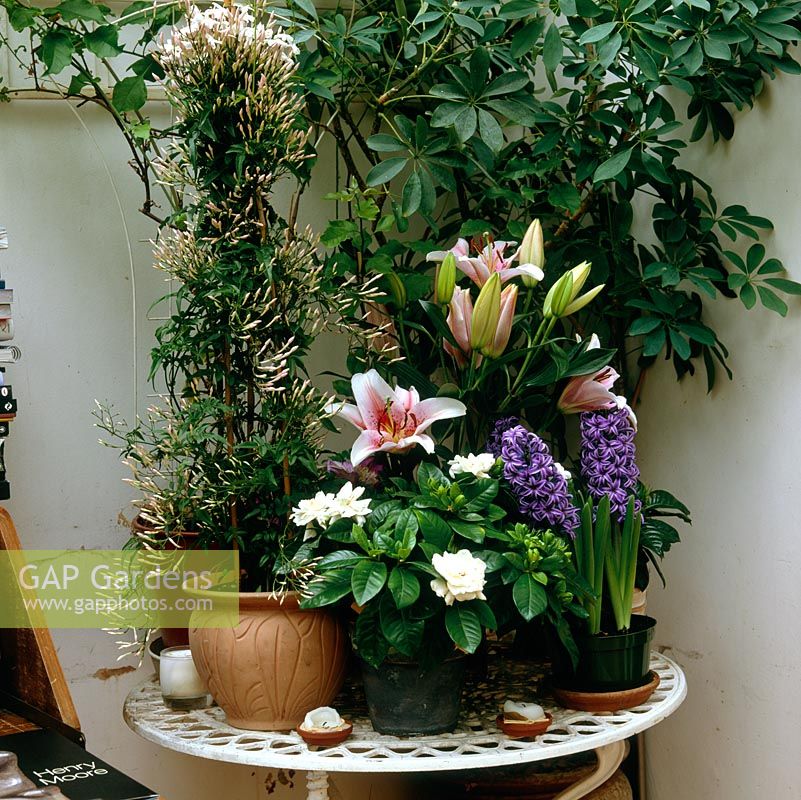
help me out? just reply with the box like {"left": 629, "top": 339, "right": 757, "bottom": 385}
{"left": 0, "top": 507, "right": 82, "bottom": 742}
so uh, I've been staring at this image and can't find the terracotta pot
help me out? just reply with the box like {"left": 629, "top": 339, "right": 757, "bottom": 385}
{"left": 189, "top": 591, "right": 348, "bottom": 731}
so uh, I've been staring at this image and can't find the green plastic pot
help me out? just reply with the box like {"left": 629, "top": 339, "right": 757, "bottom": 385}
{"left": 571, "top": 615, "right": 656, "bottom": 692}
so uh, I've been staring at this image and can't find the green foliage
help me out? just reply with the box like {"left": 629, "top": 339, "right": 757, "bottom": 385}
{"left": 300, "top": 467, "right": 582, "bottom": 667}
{"left": 277, "top": 0, "right": 801, "bottom": 393}
{"left": 575, "top": 494, "right": 641, "bottom": 634}
{"left": 0, "top": 0, "right": 179, "bottom": 219}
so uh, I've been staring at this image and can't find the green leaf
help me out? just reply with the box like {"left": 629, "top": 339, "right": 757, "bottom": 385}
{"left": 594, "top": 149, "right": 633, "bottom": 182}
{"left": 431, "top": 102, "right": 466, "bottom": 128}
{"left": 366, "top": 157, "right": 408, "bottom": 186}
{"left": 380, "top": 599, "right": 423, "bottom": 656}
{"left": 765, "top": 278, "right": 801, "bottom": 295}
{"left": 512, "top": 573, "right": 548, "bottom": 621}
{"left": 579, "top": 21, "right": 617, "bottom": 45}
{"left": 449, "top": 519, "right": 485, "bottom": 543}
{"left": 414, "top": 508, "right": 452, "bottom": 549}
{"left": 320, "top": 219, "right": 359, "bottom": 247}
{"left": 548, "top": 183, "right": 581, "bottom": 213}
{"left": 669, "top": 329, "right": 691, "bottom": 360}
{"left": 353, "top": 607, "right": 388, "bottom": 667}
{"left": 40, "top": 30, "right": 74, "bottom": 75}
{"left": 367, "top": 134, "right": 405, "bottom": 152}
{"left": 628, "top": 317, "right": 662, "bottom": 336}
{"left": 85, "top": 25, "right": 123, "bottom": 58}
{"left": 402, "top": 170, "right": 422, "bottom": 217}
{"left": 740, "top": 283, "right": 757, "bottom": 309}
{"left": 543, "top": 24, "right": 563, "bottom": 72}
{"left": 454, "top": 107, "right": 477, "bottom": 142}
{"left": 351, "top": 560, "right": 388, "bottom": 605}
{"left": 477, "top": 108, "right": 504, "bottom": 152}
{"left": 757, "top": 286, "right": 788, "bottom": 316}
{"left": 112, "top": 76, "right": 147, "bottom": 113}
{"left": 445, "top": 605, "right": 483, "bottom": 652}
{"left": 301, "top": 571, "right": 353, "bottom": 608}
{"left": 56, "top": 0, "right": 108, "bottom": 22}
{"left": 388, "top": 567, "right": 421, "bottom": 609}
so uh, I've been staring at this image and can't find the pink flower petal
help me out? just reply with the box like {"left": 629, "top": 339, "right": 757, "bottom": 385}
{"left": 352, "top": 369, "right": 396, "bottom": 428}
{"left": 351, "top": 429, "right": 384, "bottom": 466}
{"left": 413, "top": 397, "right": 468, "bottom": 433}
{"left": 328, "top": 401, "right": 365, "bottom": 429}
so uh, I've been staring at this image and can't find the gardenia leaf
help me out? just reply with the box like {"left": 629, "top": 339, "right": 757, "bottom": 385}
{"left": 351, "top": 560, "right": 388, "bottom": 605}
{"left": 388, "top": 567, "right": 420, "bottom": 609}
{"left": 445, "top": 605, "right": 482, "bottom": 652}
{"left": 512, "top": 573, "right": 548, "bottom": 621}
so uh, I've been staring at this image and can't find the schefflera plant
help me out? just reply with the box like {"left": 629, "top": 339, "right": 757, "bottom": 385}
{"left": 99, "top": 2, "right": 366, "bottom": 587}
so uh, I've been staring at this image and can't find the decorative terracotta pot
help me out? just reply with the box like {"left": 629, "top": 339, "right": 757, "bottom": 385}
{"left": 189, "top": 591, "right": 348, "bottom": 731}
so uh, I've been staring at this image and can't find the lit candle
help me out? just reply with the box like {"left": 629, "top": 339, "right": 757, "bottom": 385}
{"left": 160, "top": 647, "right": 209, "bottom": 710}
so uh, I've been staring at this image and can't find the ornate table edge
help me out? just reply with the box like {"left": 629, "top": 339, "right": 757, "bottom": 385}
{"left": 123, "top": 652, "right": 687, "bottom": 774}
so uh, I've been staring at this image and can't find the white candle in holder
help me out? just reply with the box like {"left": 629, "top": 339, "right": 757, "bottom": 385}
{"left": 159, "top": 647, "right": 209, "bottom": 710}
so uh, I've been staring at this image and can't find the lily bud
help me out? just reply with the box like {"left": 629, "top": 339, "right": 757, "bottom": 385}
{"left": 484, "top": 284, "right": 518, "bottom": 358}
{"left": 568, "top": 261, "right": 591, "bottom": 297}
{"left": 386, "top": 272, "right": 407, "bottom": 308}
{"left": 544, "top": 271, "right": 573, "bottom": 319}
{"left": 435, "top": 252, "right": 457, "bottom": 306}
{"left": 444, "top": 288, "right": 473, "bottom": 369}
{"left": 471, "top": 273, "right": 501, "bottom": 353}
{"left": 563, "top": 283, "right": 605, "bottom": 316}
{"left": 519, "top": 220, "right": 544, "bottom": 288}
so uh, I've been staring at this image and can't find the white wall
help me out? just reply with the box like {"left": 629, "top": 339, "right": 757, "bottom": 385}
{"left": 1, "top": 72, "right": 800, "bottom": 800}
{"left": 638, "top": 72, "right": 801, "bottom": 798}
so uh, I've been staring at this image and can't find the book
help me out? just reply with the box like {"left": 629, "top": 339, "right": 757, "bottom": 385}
{"left": 0, "top": 292, "right": 11, "bottom": 304}
{"left": 0, "top": 728, "right": 158, "bottom": 800}
{"left": 0, "top": 321, "right": 12, "bottom": 342}
{"left": 0, "top": 307, "right": 10, "bottom": 321}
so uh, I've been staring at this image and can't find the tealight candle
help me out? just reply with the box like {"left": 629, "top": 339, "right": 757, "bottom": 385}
{"left": 159, "top": 647, "right": 209, "bottom": 710}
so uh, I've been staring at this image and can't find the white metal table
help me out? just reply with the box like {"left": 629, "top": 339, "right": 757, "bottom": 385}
{"left": 123, "top": 652, "right": 686, "bottom": 800}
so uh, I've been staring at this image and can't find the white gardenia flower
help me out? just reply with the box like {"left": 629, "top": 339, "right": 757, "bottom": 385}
{"left": 430, "top": 550, "right": 487, "bottom": 606}
{"left": 554, "top": 461, "right": 572, "bottom": 481}
{"left": 331, "top": 482, "right": 372, "bottom": 526}
{"left": 290, "top": 490, "right": 337, "bottom": 531}
{"left": 448, "top": 452, "right": 497, "bottom": 479}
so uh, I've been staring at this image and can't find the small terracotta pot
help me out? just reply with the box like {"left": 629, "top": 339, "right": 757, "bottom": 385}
{"left": 189, "top": 591, "right": 348, "bottom": 731}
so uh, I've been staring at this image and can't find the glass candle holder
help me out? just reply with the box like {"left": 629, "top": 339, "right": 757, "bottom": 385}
{"left": 159, "top": 646, "right": 210, "bottom": 710}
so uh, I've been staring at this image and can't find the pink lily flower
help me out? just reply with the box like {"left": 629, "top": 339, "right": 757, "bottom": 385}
{"left": 444, "top": 287, "right": 474, "bottom": 368}
{"left": 558, "top": 334, "right": 620, "bottom": 414}
{"left": 328, "top": 370, "right": 466, "bottom": 466}
{"left": 428, "top": 238, "right": 544, "bottom": 287}
{"left": 485, "top": 284, "right": 518, "bottom": 358}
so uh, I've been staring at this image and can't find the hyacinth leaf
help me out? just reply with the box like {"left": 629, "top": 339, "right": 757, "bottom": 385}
{"left": 445, "top": 605, "right": 483, "bottom": 652}
{"left": 593, "top": 497, "right": 611, "bottom": 634}
{"left": 351, "top": 560, "right": 388, "bottom": 606}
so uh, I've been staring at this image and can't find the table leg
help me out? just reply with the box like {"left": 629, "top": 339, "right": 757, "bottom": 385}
{"left": 551, "top": 740, "right": 628, "bottom": 800}
{"left": 306, "top": 770, "right": 330, "bottom": 800}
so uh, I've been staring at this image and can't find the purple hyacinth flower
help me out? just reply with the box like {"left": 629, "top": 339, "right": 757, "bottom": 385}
{"left": 497, "top": 424, "right": 579, "bottom": 538}
{"left": 579, "top": 407, "right": 641, "bottom": 522}
{"left": 486, "top": 416, "right": 520, "bottom": 458}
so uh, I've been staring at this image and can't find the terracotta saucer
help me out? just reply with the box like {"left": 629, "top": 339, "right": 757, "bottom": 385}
{"left": 296, "top": 722, "right": 353, "bottom": 747}
{"left": 496, "top": 712, "right": 553, "bottom": 739}
{"left": 551, "top": 671, "right": 660, "bottom": 713}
